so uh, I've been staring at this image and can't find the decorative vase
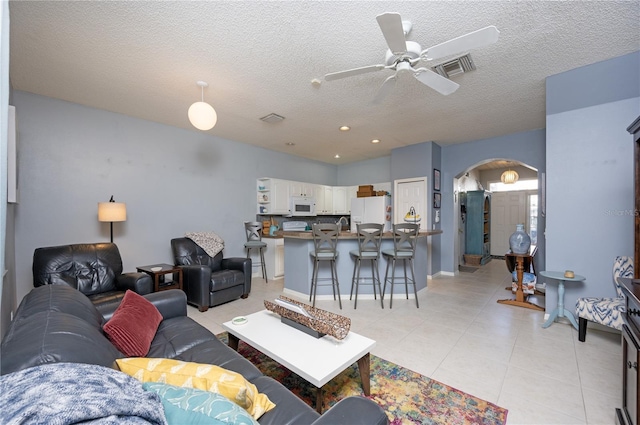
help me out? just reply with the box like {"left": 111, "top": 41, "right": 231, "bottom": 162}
{"left": 509, "top": 224, "right": 531, "bottom": 254}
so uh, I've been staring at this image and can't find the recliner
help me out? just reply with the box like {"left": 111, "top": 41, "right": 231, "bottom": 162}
{"left": 171, "top": 237, "right": 251, "bottom": 312}
{"left": 32, "top": 242, "right": 153, "bottom": 315}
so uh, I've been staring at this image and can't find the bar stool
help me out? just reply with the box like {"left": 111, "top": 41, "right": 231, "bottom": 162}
{"left": 382, "top": 223, "right": 420, "bottom": 308}
{"left": 349, "top": 223, "right": 384, "bottom": 309}
{"left": 309, "top": 223, "right": 342, "bottom": 309}
{"left": 244, "top": 221, "right": 268, "bottom": 283}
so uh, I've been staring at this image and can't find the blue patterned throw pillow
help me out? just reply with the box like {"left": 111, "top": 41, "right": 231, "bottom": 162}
{"left": 142, "top": 382, "right": 259, "bottom": 425}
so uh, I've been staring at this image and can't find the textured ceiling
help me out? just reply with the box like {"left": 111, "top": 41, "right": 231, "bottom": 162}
{"left": 8, "top": 1, "right": 640, "bottom": 164}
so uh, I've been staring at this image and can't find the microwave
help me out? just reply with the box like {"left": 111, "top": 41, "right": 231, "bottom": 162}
{"left": 289, "top": 196, "right": 316, "bottom": 216}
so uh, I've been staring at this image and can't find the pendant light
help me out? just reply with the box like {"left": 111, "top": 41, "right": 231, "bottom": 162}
{"left": 501, "top": 166, "right": 519, "bottom": 184}
{"left": 188, "top": 81, "right": 217, "bottom": 131}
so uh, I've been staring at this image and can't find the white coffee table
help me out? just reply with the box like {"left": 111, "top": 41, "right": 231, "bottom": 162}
{"left": 222, "top": 309, "right": 376, "bottom": 413}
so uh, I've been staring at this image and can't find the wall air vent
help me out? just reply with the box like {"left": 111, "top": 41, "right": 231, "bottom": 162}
{"left": 260, "top": 113, "right": 285, "bottom": 124}
{"left": 432, "top": 53, "right": 476, "bottom": 79}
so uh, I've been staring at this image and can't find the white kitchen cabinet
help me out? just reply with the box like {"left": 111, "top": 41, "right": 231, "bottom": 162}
{"left": 290, "top": 181, "right": 314, "bottom": 197}
{"left": 263, "top": 237, "right": 284, "bottom": 280}
{"left": 333, "top": 186, "right": 348, "bottom": 214}
{"left": 257, "top": 178, "right": 290, "bottom": 215}
{"left": 347, "top": 186, "right": 358, "bottom": 213}
{"left": 271, "top": 179, "right": 290, "bottom": 214}
{"left": 313, "top": 185, "right": 334, "bottom": 214}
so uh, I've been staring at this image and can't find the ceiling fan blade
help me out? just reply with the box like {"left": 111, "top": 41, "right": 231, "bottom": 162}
{"left": 422, "top": 26, "right": 500, "bottom": 60}
{"left": 376, "top": 12, "right": 407, "bottom": 54}
{"left": 414, "top": 68, "right": 460, "bottom": 95}
{"left": 373, "top": 74, "right": 397, "bottom": 104}
{"left": 325, "top": 64, "right": 386, "bottom": 81}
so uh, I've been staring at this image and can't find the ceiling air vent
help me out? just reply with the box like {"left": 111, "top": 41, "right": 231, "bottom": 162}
{"left": 432, "top": 53, "right": 476, "bottom": 79}
{"left": 259, "top": 113, "right": 285, "bottom": 124}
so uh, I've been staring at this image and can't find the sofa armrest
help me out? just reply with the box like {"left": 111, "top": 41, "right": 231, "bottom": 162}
{"left": 222, "top": 257, "right": 252, "bottom": 295}
{"left": 100, "top": 289, "right": 187, "bottom": 322}
{"left": 311, "top": 397, "right": 389, "bottom": 425}
{"left": 115, "top": 272, "right": 153, "bottom": 295}
{"left": 180, "top": 264, "right": 212, "bottom": 311}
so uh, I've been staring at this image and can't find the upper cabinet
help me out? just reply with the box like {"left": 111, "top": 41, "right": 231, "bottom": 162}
{"left": 257, "top": 178, "right": 290, "bottom": 215}
{"left": 314, "top": 185, "right": 334, "bottom": 215}
{"left": 257, "top": 179, "right": 389, "bottom": 215}
{"left": 290, "top": 182, "right": 314, "bottom": 197}
{"left": 333, "top": 187, "right": 349, "bottom": 214}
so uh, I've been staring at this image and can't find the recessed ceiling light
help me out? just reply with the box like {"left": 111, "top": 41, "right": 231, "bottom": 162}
{"left": 339, "top": 126, "right": 350, "bottom": 131}
{"left": 371, "top": 139, "right": 380, "bottom": 144}
{"left": 334, "top": 154, "right": 340, "bottom": 159}
{"left": 285, "top": 142, "right": 295, "bottom": 146}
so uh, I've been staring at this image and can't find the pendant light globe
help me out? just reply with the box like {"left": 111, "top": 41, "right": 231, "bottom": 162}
{"left": 188, "top": 81, "right": 217, "bottom": 131}
{"left": 188, "top": 101, "right": 217, "bottom": 130}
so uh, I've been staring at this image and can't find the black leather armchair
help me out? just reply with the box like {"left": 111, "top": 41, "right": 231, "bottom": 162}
{"left": 32, "top": 243, "right": 153, "bottom": 314}
{"left": 171, "top": 237, "right": 251, "bottom": 312}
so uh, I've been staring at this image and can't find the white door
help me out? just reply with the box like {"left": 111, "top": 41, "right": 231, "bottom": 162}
{"left": 490, "top": 191, "right": 526, "bottom": 255}
{"left": 394, "top": 178, "right": 427, "bottom": 230}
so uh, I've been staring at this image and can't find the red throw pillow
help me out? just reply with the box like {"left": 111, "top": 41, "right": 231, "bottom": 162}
{"left": 103, "top": 290, "right": 163, "bottom": 357}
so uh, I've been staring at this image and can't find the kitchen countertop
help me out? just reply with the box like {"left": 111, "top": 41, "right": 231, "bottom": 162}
{"left": 276, "top": 229, "right": 443, "bottom": 239}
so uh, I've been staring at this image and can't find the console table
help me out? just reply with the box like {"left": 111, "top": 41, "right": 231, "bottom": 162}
{"left": 498, "top": 246, "right": 543, "bottom": 311}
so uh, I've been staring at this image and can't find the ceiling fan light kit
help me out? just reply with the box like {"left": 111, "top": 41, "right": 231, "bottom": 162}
{"left": 324, "top": 12, "right": 499, "bottom": 102}
{"left": 188, "top": 81, "right": 217, "bottom": 131}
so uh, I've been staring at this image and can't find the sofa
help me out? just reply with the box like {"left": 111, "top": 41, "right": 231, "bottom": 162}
{"left": 32, "top": 242, "right": 153, "bottom": 314}
{"left": 171, "top": 237, "right": 251, "bottom": 311}
{"left": 0, "top": 284, "right": 389, "bottom": 425}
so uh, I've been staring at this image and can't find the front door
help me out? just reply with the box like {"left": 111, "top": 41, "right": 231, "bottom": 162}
{"left": 490, "top": 191, "right": 526, "bottom": 256}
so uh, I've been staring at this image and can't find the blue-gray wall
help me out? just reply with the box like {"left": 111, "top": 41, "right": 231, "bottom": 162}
{"left": 441, "top": 129, "right": 547, "bottom": 274}
{"left": 11, "top": 91, "right": 338, "bottom": 304}
{"left": 336, "top": 156, "right": 390, "bottom": 186}
{"left": 545, "top": 51, "right": 640, "bottom": 314}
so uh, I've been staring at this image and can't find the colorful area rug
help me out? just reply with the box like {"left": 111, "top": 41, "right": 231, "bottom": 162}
{"left": 217, "top": 333, "right": 507, "bottom": 425}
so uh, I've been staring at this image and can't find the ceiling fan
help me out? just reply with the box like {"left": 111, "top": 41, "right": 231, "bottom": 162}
{"left": 325, "top": 13, "right": 500, "bottom": 102}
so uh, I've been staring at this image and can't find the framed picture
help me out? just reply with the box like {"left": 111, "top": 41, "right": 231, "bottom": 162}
{"left": 433, "top": 192, "right": 441, "bottom": 209}
{"left": 433, "top": 169, "right": 441, "bottom": 192}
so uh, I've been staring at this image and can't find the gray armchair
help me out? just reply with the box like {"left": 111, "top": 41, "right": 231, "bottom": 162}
{"left": 171, "top": 237, "right": 251, "bottom": 312}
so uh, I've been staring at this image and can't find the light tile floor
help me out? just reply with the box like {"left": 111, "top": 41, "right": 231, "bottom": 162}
{"left": 187, "top": 260, "right": 620, "bottom": 425}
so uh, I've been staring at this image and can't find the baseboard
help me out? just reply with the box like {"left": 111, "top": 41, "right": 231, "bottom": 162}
{"left": 282, "top": 286, "right": 426, "bottom": 301}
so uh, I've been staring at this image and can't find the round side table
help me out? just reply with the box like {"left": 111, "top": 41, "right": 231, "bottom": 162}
{"left": 539, "top": 271, "right": 586, "bottom": 330}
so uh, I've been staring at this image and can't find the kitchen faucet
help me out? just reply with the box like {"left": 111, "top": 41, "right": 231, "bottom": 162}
{"left": 336, "top": 216, "right": 349, "bottom": 229}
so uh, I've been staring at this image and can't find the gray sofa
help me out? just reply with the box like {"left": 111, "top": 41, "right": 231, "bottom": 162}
{"left": 0, "top": 285, "right": 389, "bottom": 425}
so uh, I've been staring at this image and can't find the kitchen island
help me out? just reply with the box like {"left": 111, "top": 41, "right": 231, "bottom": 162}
{"left": 277, "top": 229, "right": 442, "bottom": 304}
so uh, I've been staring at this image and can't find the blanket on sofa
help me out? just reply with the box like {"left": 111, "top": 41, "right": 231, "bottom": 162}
{"left": 185, "top": 231, "right": 224, "bottom": 257}
{"left": 0, "top": 362, "right": 167, "bottom": 425}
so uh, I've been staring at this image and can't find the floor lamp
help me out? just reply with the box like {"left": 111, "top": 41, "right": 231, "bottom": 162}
{"left": 98, "top": 196, "right": 127, "bottom": 243}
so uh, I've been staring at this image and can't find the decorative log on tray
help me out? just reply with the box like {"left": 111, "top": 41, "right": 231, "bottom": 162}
{"left": 264, "top": 296, "right": 351, "bottom": 340}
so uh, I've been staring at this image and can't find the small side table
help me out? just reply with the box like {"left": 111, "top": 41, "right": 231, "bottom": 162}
{"left": 498, "top": 246, "right": 544, "bottom": 311}
{"left": 539, "top": 270, "right": 585, "bottom": 330}
{"left": 136, "top": 263, "right": 183, "bottom": 292}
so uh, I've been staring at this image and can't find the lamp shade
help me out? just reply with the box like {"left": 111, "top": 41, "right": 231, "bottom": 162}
{"left": 188, "top": 101, "right": 217, "bottom": 131}
{"left": 501, "top": 169, "right": 519, "bottom": 184}
{"left": 98, "top": 202, "right": 127, "bottom": 222}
